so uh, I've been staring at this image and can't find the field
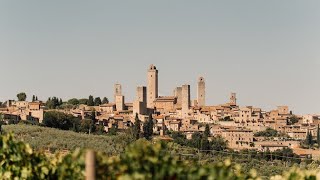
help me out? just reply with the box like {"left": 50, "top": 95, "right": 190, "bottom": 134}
{"left": 2, "top": 124, "right": 133, "bottom": 154}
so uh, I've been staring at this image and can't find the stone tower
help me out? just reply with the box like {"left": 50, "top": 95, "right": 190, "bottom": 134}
{"left": 182, "top": 84, "right": 190, "bottom": 118}
{"left": 114, "top": 84, "right": 122, "bottom": 102}
{"left": 147, "top": 64, "right": 158, "bottom": 109}
{"left": 230, "top": 93, "right": 237, "bottom": 106}
{"left": 174, "top": 87, "right": 182, "bottom": 109}
{"left": 197, "top": 77, "right": 205, "bottom": 107}
{"left": 133, "top": 86, "right": 147, "bottom": 115}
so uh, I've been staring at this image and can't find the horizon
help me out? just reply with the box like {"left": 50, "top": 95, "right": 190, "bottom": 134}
{"left": 1, "top": 1, "right": 319, "bottom": 115}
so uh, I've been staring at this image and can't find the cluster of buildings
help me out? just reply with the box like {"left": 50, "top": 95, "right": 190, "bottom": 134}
{"left": 1, "top": 64, "right": 319, "bottom": 156}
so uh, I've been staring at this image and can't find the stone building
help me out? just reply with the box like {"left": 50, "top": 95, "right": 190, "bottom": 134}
{"left": 147, "top": 64, "right": 158, "bottom": 109}
{"left": 181, "top": 84, "right": 190, "bottom": 118}
{"left": 173, "top": 87, "right": 182, "bottom": 109}
{"left": 230, "top": 93, "right": 237, "bottom": 106}
{"left": 197, "top": 77, "right": 205, "bottom": 107}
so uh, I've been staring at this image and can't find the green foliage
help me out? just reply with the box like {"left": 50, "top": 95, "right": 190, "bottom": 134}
{"left": 143, "top": 114, "right": 154, "bottom": 140}
{"left": 42, "top": 111, "right": 77, "bottom": 130}
{"left": 3, "top": 124, "right": 133, "bottom": 154}
{"left": 304, "top": 131, "right": 313, "bottom": 147}
{"left": 94, "top": 97, "right": 102, "bottom": 106}
{"left": 0, "top": 133, "right": 52, "bottom": 179}
{"left": 1, "top": 131, "right": 320, "bottom": 179}
{"left": 133, "top": 113, "right": 141, "bottom": 140}
{"left": 46, "top": 97, "right": 63, "bottom": 109}
{"left": 102, "top": 97, "right": 109, "bottom": 104}
{"left": 67, "top": 98, "right": 79, "bottom": 105}
{"left": 17, "top": 92, "right": 27, "bottom": 101}
{"left": 170, "top": 130, "right": 228, "bottom": 152}
{"left": 254, "top": 128, "right": 279, "bottom": 137}
{"left": 288, "top": 115, "right": 299, "bottom": 125}
{"left": 317, "top": 125, "right": 320, "bottom": 149}
{"left": 87, "top": 95, "right": 94, "bottom": 106}
{"left": 78, "top": 98, "right": 88, "bottom": 105}
{"left": 108, "top": 124, "right": 118, "bottom": 136}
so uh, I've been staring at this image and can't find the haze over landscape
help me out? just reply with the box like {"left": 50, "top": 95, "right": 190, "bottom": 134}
{"left": 1, "top": 1, "right": 319, "bottom": 114}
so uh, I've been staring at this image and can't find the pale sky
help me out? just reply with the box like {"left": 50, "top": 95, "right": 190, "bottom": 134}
{"left": 0, "top": 1, "right": 319, "bottom": 114}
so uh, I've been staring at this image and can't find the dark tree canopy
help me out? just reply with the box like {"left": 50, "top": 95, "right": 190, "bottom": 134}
{"left": 87, "top": 96, "right": 94, "bottom": 106}
{"left": 46, "top": 97, "right": 63, "bottom": 109}
{"left": 68, "top": 98, "right": 80, "bottom": 105}
{"left": 133, "top": 113, "right": 141, "bottom": 140}
{"left": 94, "top": 97, "right": 102, "bottom": 106}
{"left": 102, "top": 97, "right": 109, "bottom": 104}
{"left": 42, "top": 111, "right": 78, "bottom": 130}
{"left": 17, "top": 92, "right": 27, "bottom": 101}
{"left": 79, "top": 98, "right": 88, "bottom": 105}
{"left": 143, "top": 114, "right": 154, "bottom": 140}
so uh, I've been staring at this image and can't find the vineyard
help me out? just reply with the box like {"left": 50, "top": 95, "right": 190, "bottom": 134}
{"left": 1, "top": 125, "right": 320, "bottom": 179}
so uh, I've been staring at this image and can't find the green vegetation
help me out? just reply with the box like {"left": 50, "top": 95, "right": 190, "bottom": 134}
{"left": 133, "top": 113, "right": 141, "bottom": 140}
{"left": 87, "top": 95, "right": 94, "bottom": 106}
{"left": 287, "top": 115, "right": 299, "bottom": 125}
{"left": 1, "top": 132, "right": 320, "bottom": 179}
{"left": 46, "top": 97, "right": 63, "bottom": 109}
{"left": 94, "top": 97, "right": 102, "bottom": 106}
{"left": 254, "top": 128, "right": 279, "bottom": 137}
{"left": 2, "top": 124, "right": 133, "bottom": 154}
{"left": 143, "top": 114, "right": 154, "bottom": 140}
{"left": 17, "top": 92, "right": 27, "bottom": 101}
{"left": 102, "top": 97, "right": 109, "bottom": 104}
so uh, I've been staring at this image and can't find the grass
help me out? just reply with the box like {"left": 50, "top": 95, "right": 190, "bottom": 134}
{"left": 3, "top": 124, "right": 133, "bottom": 155}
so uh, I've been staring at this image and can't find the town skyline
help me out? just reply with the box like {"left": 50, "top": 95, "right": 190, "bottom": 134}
{"left": 1, "top": 1, "right": 319, "bottom": 114}
{"left": 0, "top": 63, "right": 318, "bottom": 115}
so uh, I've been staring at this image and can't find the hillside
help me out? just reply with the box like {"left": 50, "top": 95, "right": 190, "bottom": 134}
{"left": 2, "top": 124, "right": 133, "bottom": 154}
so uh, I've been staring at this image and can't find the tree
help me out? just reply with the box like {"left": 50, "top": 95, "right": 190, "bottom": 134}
{"left": 143, "top": 114, "right": 154, "bottom": 140}
{"left": 42, "top": 111, "right": 76, "bottom": 130}
{"left": 306, "top": 130, "right": 313, "bottom": 148}
{"left": 254, "top": 128, "right": 278, "bottom": 137}
{"left": 102, "top": 97, "right": 109, "bottom": 104}
{"left": 211, "top": 135, "right": 228, "bottom": 151}
{"left": 68, "top": 98, "right": 80, "bottom": 105}
{"left": 201, "top": 124, "right": 211, "bottom": 151}
{"left": 79, "top": 98, "right": 88, "bottom": 105}
{"left": 94, "top": 97, "right": 102, "bottom": 106}
{"left": 35, "top": 96, "right": 38, "bottom": 101}
{"left": 317, "top": 125, "right": 320, "bottom": 149}
{"left": 17, "top": 92, "right": 27, "bottom": 101}
{"left": 32, "top": 95, "right": 36, "bottom": 102}
{"left": 288, "top": 115, "right": 299, "bottom": 125}
{"left": 46, "top": 97, "right": 62, "bottom": 109}
{"left": 133, "top": 113, "right": 141, "bottom": 140}
{"left": 87, "top": 95, "right": 94, "bottom": 106}
{"left": 109, "top": 124, "right": 118, "bottom": 136}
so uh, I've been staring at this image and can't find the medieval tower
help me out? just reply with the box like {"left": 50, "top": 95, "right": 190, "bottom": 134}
{"left": 230, "top": 92, "right": 237, "bottom": 106}
{"left": 182, "top": 84, "right": 190, "bottom": 118}
{"left": 197, "top": 77, "right": 205, "bottom": 107}
{"left": 147, "top": 64, "right": 158, "bottom": 109}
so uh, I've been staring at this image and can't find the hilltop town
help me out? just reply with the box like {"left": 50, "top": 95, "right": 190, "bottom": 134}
{"left": 0, "top": 64, "right": 319, "bottom": 158}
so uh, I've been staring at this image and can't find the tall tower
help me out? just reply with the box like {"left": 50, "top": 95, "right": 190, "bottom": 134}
{"left": 174, "top": 87, "right": 182, "bottom": 109}
{"left": 182, "top": 84, "right": 190, "bottom": 118}
{"left": 197, "top": 77, "right": 205, "bottom": 107}
{"left": 114, "top": 84, "right": 122, "bottom": 102}
{"left": 147, "top": 64, "right": 158, "bottom": 109}
{"left": 230, "top": 93, "right": 237, "bottom": 106}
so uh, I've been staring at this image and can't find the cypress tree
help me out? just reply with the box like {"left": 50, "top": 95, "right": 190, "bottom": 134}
{"left": 133, "top": 113, "right": 141, "bottom": 140}
{"left": 317, "top": 125, "right": 320, "bottom": 149}
{"left": 143, "top": 114, "right": 154, "bottom": 140}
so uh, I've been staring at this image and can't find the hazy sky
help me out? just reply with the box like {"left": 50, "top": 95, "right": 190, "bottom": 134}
{"left": 0, "top": 1, "right": 319, "bottom": 114}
